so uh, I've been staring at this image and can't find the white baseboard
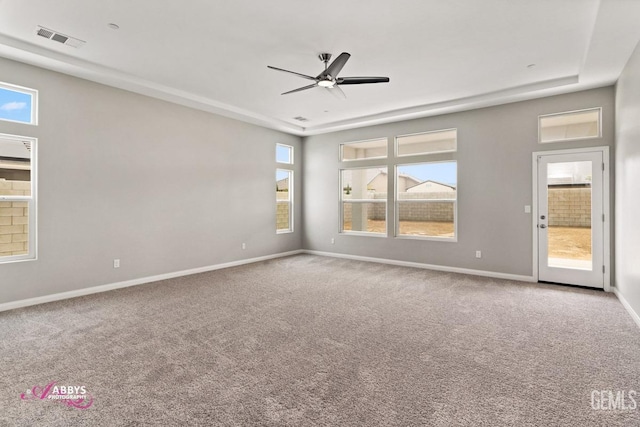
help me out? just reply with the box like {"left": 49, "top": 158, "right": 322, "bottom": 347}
{"left": 612, "top": 287, "right": 640, "bottom": 330}
{"left": 303, "top": 250, "right": 535, "bottom": 283}
{"left": 0, "top": 250, "right": 303, "bottom": 313}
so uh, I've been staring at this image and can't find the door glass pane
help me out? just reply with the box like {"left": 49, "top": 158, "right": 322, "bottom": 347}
{"left": 547, "top": 161, "right": 592, "bottom": 270}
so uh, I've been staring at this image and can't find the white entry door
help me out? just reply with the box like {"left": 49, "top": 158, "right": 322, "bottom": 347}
{"left": 537, "top": 151, "right": 605, "bottom": 288}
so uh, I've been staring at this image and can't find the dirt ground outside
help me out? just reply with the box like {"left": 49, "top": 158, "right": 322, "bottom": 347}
{"left": 343, "top": 220, "right": 454, "bottom": 237}
{"left": 344, "top": 221, "right": 592, "bottom": 261}
{"left": 548, "top": 226, "right": 592, "bottom": 260}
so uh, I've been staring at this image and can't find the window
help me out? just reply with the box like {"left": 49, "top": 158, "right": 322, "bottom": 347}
{"left": 0, "top": 82, "right": 38, "bottom": 125}
{"left": 276, "top": 143, "right": 293, "bottom": 164}
{"left": 539, "top": 108, "right": 601, "bottom": 143}
{"left": 276, "top": 169, "right": 293, "bottom": 233}
{"left": 0, "top": 134, "right": 37, "bottom": 261}
{"left": 396, "top": 162, "right": 457, "bottom": 240}
{"left": 276, "top": 143, "right": 294, "bottom": 233}
{"left": 397, "top": 129, "right": 456, "bottom": 157}
{"left": 340, "top": 167, "right": 387, "bottom": 234}
{"left": 340, "top": 138, "right": 387, "bottom": 161}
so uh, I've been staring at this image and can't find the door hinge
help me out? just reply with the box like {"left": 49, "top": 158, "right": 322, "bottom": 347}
{"left": 603, "top": 214, "right": 605, "bottom": 222}
{"left": 603, "top": 265, "right": 606, "bottom": 274}
{"left": 602, "top": 162, "right": 605, "bottom": 171}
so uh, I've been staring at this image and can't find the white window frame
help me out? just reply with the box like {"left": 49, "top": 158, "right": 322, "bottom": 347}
{"left": 0, "top": 81, "right": 38, "bottom": 126}
{"left": 276, "top": 143, "right": 294, "bottom": 164}
{"left": 538, "top": 107, "right": 602, "bottom": 144}
{"left": 276, "top": 143, "right": 294, "bottom": 234}
{"left": 396, "top": 128, "right": 457, "bottom": 158}
{"left": 0, "top": 133, "right": 37, "bottom": 263}
{"left": 339, "top": 166, "right": 387, "bottom": 237}
{"left": 395, "top": 161, "right": 458, "bottom": 242}
{"left": 340, "top": 137, "right": 388, "bottom": 162}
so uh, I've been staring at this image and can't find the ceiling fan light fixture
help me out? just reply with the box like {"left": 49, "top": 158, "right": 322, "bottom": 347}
{"left": 317, "top": 79, "right": 335, "bottom": 88}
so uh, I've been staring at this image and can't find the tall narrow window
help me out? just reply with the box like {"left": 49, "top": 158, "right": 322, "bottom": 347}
{"left": 396, "top": 162, "right": 457, "bottom": 240}
{"left": 0, "top": 82, "right": 38, "bottom": 125}
{"left": 340, "top": 167, "right": 387, "bottom": 234}
{"left": 276, "top": 143, "right": 294, "bottom": 233}
{"left": 276, "top": 169, "right": 293, "bottom": 232}
{"left": 0, "top": 134, "right": 37, "bottom": 261}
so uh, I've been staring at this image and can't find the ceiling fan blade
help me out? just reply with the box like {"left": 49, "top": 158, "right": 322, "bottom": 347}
{"left": 320, "top": 52, "right": 351, "bottom": 78}
{"left": 267, "top": 65, "right": 317, "bottom": 81}
{"left": 281, "top": 83, "right": 317, "bottom": 95}
{"left": 326, "top": 85, "right": 347, "bottom": 99}
{"left": 337, "top": 76, "right": 390, "bottom": 85}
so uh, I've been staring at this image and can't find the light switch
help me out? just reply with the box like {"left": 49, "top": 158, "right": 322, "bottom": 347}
{"left": 524, "top": 205, "right": 531, "bottom": 214}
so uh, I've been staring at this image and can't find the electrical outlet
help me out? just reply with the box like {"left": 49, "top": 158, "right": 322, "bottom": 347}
{"left": 241, "top": 243, "right": 246, "bottom": 250}
{"left": 475, "top": 251, "right": 482, "bottom": 259}
{"left": 113, "top": 259, "right": 120, "bottom": 268}
{"left": 331, "top": 238, "right": 335, "bottom": 244}
{"left": 524, "top": 205, "right": 531, "bottom": 213}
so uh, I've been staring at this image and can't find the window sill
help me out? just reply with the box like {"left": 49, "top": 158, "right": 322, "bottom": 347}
{"left": 395, "top": 235, "right": 458, "bottom": 243}
{"left": 339, "top": 231, "right": 387, "bottom": 238}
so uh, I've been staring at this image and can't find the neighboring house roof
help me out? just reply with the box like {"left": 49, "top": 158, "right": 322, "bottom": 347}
{"left": 276, "top": 177, "right": 289, "bottom": 190}
{"left": 406, "top": 179, "right": 456, "bottom": 191}
{"left": 367, "top": 171, "right": 420, "bottom": 187}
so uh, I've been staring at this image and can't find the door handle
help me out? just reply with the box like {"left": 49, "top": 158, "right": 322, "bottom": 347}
{"left": 540, "top": 224, "right": 547, "bottom": 229}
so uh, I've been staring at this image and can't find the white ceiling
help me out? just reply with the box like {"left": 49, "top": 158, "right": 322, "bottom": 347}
{"left": 1, "top": 0, "right": 639, "bottom": 136}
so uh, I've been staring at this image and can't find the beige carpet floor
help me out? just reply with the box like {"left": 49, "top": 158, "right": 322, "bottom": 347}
{"left": 1, "top": 254, "right": 639, "bottom": 426}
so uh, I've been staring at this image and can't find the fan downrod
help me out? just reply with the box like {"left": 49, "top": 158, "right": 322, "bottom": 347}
{"left": 318, "top": 53, "right": 332, "bottom": 68}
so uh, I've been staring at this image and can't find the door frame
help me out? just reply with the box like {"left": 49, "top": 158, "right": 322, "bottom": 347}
{"left": 531, "top": 146, "right": 610, "bottom": 291}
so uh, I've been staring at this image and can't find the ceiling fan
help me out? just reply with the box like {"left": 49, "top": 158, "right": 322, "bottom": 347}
{"left": 267, "top": 52, "right": 389, "bottom": 97}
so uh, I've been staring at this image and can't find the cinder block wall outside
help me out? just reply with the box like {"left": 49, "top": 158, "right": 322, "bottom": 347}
{"left": 548, "top": 187, "right": 591, "bottom": 227}
{"left": 0, "top": 180, "right": 30, "bottom": 257}
{"left": 276, "top": 191, "right": 290, "bottom": 230}
{"left": 344, "top": 192, "right": 456, "bottom": 223}
{"left": 343, "top": 188, "right": 590, "bottom": 227}
{"left": 0, "top": 184, "right": 592, "bottom": 256}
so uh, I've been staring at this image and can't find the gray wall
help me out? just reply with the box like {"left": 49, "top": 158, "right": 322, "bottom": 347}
{"left": 303, "top": 87, "right": 615, "bottom": 277}
{"left": 615, "top": 41, "right": 640, "bottom": 315}
{"left": 0, "top": 57, "right": 302, "bottom": 305}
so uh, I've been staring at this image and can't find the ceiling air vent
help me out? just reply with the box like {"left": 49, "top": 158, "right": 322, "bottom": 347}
{"left": 293, "top": 116, "right": 309, "bottom": 122}
{"left": 35, "top": 26, "right": 85, "bottom": 48}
